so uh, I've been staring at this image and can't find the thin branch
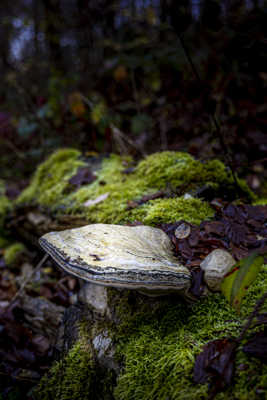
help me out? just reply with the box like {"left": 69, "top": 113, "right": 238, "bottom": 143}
{"left": 6, "top": 254, "right": 49, "bottom": 310}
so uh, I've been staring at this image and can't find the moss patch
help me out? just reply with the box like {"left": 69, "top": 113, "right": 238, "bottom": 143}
{"left": 16, "top": 148, "right": 85, "bottom": 207}
{"left": 21, "top": 149, "right": 264, "bottom": 400}
{"left": 35, "top": 336, "right": 95, "bottom": 400}
{"left": 0, "top": 196, "right": 11, "bottom": 229}
{"left": 113, "top": 265, "right": 267, "bottom": 400}
{"left": 128, "top": 197, "right": 214, "bottom": 225}
{"left": 4, "top": 242, "right": 26, "bottom": 265}
{"left": 16, "top": 149, "right": 253, "bottom": 226}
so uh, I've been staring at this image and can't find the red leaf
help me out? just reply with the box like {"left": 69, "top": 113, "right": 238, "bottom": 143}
{"left": 194, "top": 338, "right": 237, "bottom": 389}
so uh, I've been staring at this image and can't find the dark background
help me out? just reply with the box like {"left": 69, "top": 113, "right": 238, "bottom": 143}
{"left": 0, "top": 0, "right": 266, "bottom": 194}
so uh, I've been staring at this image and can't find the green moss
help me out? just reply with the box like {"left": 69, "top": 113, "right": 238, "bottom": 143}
{"left": 63, "top": 151, "right": 247, "bottom": 225}
{"left": 0, "top": 195, "right": 11, "bottom": 228}
{"left": 0, "top": 180, "right": 12, "bottom": 229}
{"left": 136, "top": 152, "right": 226, "bottom": 188}
{"left": 17, "top": 150, "right": 264, "bottom": 399}
{"left": 4, "top": 242, "right": 25, "bottom": 265}
{"left": 35, "top": 320, "right": 116, "bottom": 400}
{"left": 113, "top": 266, "right": 267, "bottom": 400}
{"left": 16, "top": 150, "right": 252, "bottom": 226}
{"left": 128, "top": 197, "right": 214, "bottom": 225}
{"left": 16, "top": 149, "right": 85, "bottom": 207}
{"left": 253, "top": 198, "right": 267, "bottom": 206}
{"left": 35, "top": 337, "right": 95, "bottom": 400}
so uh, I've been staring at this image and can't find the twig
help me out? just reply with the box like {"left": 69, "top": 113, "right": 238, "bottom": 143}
{"left": 110, "top": 123, "right": 146, "bottom": 156}
{"left": 6, "top": 254, "right": 49, "bottom": 310}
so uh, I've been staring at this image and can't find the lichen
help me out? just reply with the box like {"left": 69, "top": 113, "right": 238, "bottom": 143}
{"left": 4, "top": 242, "right": 26, "bottom": 265}
{"left": 113, "top": 265, "right": 267, "bottom": 400}
{"left": 16, "top": 148, "right": 85, "bottom": 207}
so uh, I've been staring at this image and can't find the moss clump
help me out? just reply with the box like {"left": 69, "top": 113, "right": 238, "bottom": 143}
{"left": 128, "top": 197, "right": 214, "bottom": 225}
{"left": 136, "top": 152, "right": 229, "bottom": 189}
{"left": 16, "top": 148, "right": 85, "bottom": 207}
{"left": 4, "top": 242, "right": 26, "bottom": 265}
{"left": 0, "top": 195, "right": 10, "bottom": 227}
{"left": 253, "top": 198, "right": 267, "bottom": 206}
{"left": 114, "top": 266, "right": 267, "bottom": 400}
{"left": 16, "top": 150, "right": 252, "bottom": 226}
{"left": 0, "top": 180, "right": 11, "bottom": 228}
{"left": 64, "top": 151, "right": 248, "bottom": 225}
{"left": 35, "top": 336, "right": 95, "bottom": 400}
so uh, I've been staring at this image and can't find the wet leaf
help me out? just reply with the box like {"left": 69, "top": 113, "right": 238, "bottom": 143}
{"left": 224, "top": 220, "right": 248, "bottom": 245}
{"left": 204, "top": 221, "right": 225, "bottom": 236}
{"left": 189, "top": 268, "right": 205, "bottom": 298}
{"left": 69, "top": 167, "right": 97, "bottom": 187}
{"left": 194, "top": 338, "right": 236, "bottom": 388}
{"left": 243, "top": 331, "right": 267, "bottom": 362}
{"left": 221, "top": 253, "right": 264, "bottom": 311}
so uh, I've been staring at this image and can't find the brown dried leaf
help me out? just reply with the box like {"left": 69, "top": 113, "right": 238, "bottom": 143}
{"left": 194, "top": 338, "right": 237, "bottom": 391}
{"left": 69, "top": 167, "right": 97, "bottom": 187}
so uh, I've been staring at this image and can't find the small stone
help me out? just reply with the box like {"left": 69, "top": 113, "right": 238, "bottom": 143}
{"left": 200, "top": 249, "right": 235, "bottom": 292}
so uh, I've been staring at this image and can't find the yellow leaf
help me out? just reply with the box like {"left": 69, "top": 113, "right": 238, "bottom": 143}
{"left": 90, "top": 102, "right": 106, "bottom": 125}
{"left": 68, "top": 92, "right": 86, "bottom": 118}
{"left": 113, "top": 65, "right": 128, "bottom": 81}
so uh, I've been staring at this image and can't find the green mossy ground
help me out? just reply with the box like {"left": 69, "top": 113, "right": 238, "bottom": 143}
{"left": 16, "top": 149, "right": 85, "bottom": 207}
{"left": 16, "top": 149, "right": 253, "bottom": 225}
{"left": 35, "top": 334, "right": 96, "bottom": 400}
{"left": 113, "top": 266, "right": 267, "bottom": 400}
{"left": 11, "top": 150, "right": 266, "bottom": 399}
{"left": 35, "top": 266, "right": 267, "bottom": 400}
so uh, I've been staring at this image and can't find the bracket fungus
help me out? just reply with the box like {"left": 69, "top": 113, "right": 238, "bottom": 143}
{"left": 39, "top": 224, "right": 233, "bottom": 298}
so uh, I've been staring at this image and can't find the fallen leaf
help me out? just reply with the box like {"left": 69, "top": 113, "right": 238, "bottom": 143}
{"left": 69, "top": 167, "right": 97, "bottom": 187}
{"left": 221, "top": 252, "right": 264, "bottom": 311}
{"left": 194, "top": 338, "right": 236, "bottom": 390}
{"left": 189, "top": 268, "right": 205, "bottom": 298}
